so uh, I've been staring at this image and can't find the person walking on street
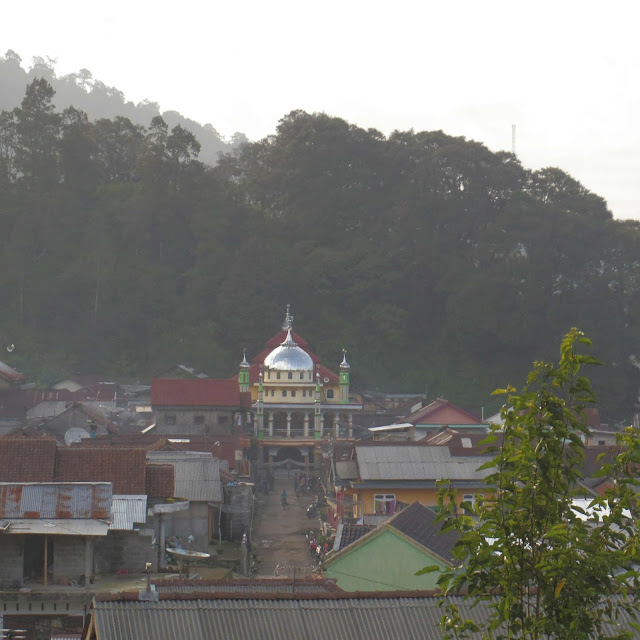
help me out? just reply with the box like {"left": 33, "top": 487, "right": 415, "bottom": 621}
{"left": 281, "top": 489, "right": 289, "bottom": 510}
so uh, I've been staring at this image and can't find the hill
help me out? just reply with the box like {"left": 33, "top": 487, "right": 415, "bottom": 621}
{"left": 1, "top": 75, "right": 639, "bottom": 424}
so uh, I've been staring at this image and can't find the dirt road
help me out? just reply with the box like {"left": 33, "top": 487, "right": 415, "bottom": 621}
{"left": 252, "top": 476, "right": 322, "bottom": 577}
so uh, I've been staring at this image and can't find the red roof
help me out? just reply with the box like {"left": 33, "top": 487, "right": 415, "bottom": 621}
{"left": 0, "top": 360, "right": 25, "bottom": 384}
{"left": 146, "top": 464, "right": 175, "bottom": 498}
{"left": 0, "top": 437, "right": 57, "bottom": 482}
{"left": 151, "top": 379, "right": 248, "bottom": 407}
{"left": 405, "top": 398, "right": 482, "bottom": 425}
{"left": 55, "top": 448, "right": 147, "bottom": 494}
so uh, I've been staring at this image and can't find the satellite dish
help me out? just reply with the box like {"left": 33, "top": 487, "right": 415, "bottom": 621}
{"left": 64, "top": 427, "right": 91, "bottom": 446}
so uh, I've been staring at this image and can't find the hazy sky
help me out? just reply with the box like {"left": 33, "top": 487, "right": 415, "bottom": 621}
{"left": 3, "top": 0, "right": 639, "bottom": 219}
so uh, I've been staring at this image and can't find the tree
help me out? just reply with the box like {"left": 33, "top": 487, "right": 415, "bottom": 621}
{"left": 424, "top": 328, "right": 640, "bottom": 639}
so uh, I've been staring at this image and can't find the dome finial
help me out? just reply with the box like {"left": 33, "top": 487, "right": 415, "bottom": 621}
{"left": 282, "top": 304, "right": 294, "bottom": 331}
{"left": 240, "top": 348, "right": 250, "bottom": 368}
{"left": 340, "top": 349, "right": 350, "bottom": 369}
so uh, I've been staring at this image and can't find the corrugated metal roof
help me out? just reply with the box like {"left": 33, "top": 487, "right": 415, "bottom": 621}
{"left": 90, "top": 595, "right": 640, "bottom": 640}
{"left": 0, "top": 482, "right": 112, "bottom": 518}
{"left": 146, "top": 452, "right": 222, "bottom": 502}
{"left": 110, "top": 495, "right": 147, "bottom": 530}
{"left": 1, "top": 518, "right": 109, "bottom": 536}
{"left": 335, "top": 461, "right": 358, "bottom": 480}
{"left": 355, "top": 445, "right": 491, "bottom": 481}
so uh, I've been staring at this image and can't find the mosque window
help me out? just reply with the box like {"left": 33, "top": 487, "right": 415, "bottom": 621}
{"left": 277, "top": 372, "right": 281, "bottom": 380}
{"left": 291, "top": 390, "right": 296, "bottom": 398}
{"left": 268, "top": 372, "right": 271, "bottom": 379}
{"left": 288, "top": 372, "right": 293, "bottom": 380}
{"left": 282, "top": 390, "right": 287, "bottom": 397}
{"left": 302, "top": 390, "right": 306, "bottom": 397}
{"left": 300, "top": 372, "right": 304, "bottom": 380}
{"left": 326, "top": 389, "right": 335, "bottom": 399}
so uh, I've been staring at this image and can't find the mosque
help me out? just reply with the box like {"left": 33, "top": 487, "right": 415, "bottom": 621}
{"left": 151, "top": 306, "right": 362, "bottom": 468}
{"left": 238, "top": 306, "right": 361, "bottom": 465}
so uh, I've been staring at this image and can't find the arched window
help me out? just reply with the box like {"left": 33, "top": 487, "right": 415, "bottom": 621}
{"left": 282, "top": 390, "right": 287, "bottom": 397}
{"left": 288, "top": 372, "right": 293, "bottom": 380}
{"left": 300, "top": 372, "right": 304, "bottom": 380}
{"left": 277, "top": 372, "right": 281, "bottom": 380}
{"left": 326, "top": 389, "right": 334, "bottom": 399}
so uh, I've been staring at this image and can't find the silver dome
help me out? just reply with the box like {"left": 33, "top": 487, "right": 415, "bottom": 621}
{"left": 264, "top": 330, "right": 314, "bottom": 371}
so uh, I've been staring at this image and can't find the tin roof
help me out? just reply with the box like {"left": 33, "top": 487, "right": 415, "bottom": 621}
{"left": 1, "top": 518, "right": 110, "bottom": 536}
{"left": 146, "top": 452, "right": 222, "bottom": 502}
{"left": 90, "top": 592, "right": 640, "bottom": 640}
{"left": 0, "top": 482, "right": 111, "bottom": 519}
{"left": 354, "top": 445, "right": 491, "bottom": 482}
{"left": 109, "top": 495, "right": 147, "bottom": 530}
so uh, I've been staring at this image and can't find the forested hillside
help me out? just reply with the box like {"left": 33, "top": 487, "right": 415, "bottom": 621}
{"left": 0, "top": 51, "right": 246, "bottom": 165}
{"left": 1, "top": 77, "right": 639, "bottom": 424}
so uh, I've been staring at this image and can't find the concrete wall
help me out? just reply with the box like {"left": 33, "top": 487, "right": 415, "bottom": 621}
{"left": 0, "top": 537, "right": 24, "bottom": 587}
{"left": 154, "top": 408, "right": 235, "bottom": 435}
{"left": 94, "top": 531, "right": 155, "bottom": 574}
{"left": 162, "top": 502, "right": 211, "bottom": 548}
{"left": 52, "top": 537, "right": 88, "bottom": 582}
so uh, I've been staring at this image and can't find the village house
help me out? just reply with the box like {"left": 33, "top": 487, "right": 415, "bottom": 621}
{"left": 340, "top": 442, "right": 492, "bottom": 523}
{"left": 323, "top": 501, "right": 458, "bottom": 591}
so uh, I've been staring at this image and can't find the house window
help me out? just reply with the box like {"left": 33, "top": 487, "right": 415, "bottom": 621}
{"left": 374, "top": 494, "right": 396, "bottom": 515}
{"left": 598, "top": 440, "right": 606, "bottom": 446}
{"left": 462, "top": 494, "right": 483, "bottom": 510}
{"left": 166, "top": 414, "right": 176, "bottom": 426}
{"left": 194, "top": 415, "right": 204, "bottom": 425}
{"left": 282, "top": 390, "right": 287, "bottom": 397}
{"left": 218, "top": 415, "right": 229, "bottom": 424}
{"left": 326, "top": 389, "right": 334, "bottom": 399}
{"left": 291, "top": 390, "right": 296, "bottom": 398}
{"left": 288, "top": 372, "right": 293, "bottom": 380}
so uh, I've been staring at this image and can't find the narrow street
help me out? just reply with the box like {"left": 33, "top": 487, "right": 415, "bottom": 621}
{"left": 252, "top": 475, "right": 322, "bottom": 577}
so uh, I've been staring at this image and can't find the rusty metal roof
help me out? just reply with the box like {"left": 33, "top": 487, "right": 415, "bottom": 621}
{"left": 0, "top": 482, "right": 112, "bottom": 519}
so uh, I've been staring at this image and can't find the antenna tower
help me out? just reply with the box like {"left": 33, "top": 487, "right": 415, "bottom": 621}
{"left": 511, "top": 124, "right": 516, "bottom": 155}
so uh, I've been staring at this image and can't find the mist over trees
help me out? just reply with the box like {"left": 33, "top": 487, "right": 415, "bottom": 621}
{"left": 0, "top": 51, "right": 247, "bottom": 165}
{"left": 1, "top": 64, "right": 639, "bottom": 424}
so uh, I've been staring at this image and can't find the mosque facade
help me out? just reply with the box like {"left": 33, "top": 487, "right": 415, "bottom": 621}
{"left": 237, "top": 306, "right": 361, "bottom": 465}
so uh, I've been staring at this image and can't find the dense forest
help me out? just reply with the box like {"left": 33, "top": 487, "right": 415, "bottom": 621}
{"left": 1, "top": 60, "right": 640, "bottom": 424}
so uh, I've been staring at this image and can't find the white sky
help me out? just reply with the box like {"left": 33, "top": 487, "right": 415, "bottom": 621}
{"left": 3, "top": 0, "right": 639, "bottom": 219}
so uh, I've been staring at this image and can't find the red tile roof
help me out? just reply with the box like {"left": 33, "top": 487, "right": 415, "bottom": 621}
{"left": 405, "top": 398, "right": 482, "bottom": 425}
{"left": 55, "top": 448, "right": 147, "bottom": 494}
{"left": 146, "top": 464, "right": 175, "bottom": 498}
{"left": 151, "top": 379, "right": 246, "bottom": 407}
{"left": 0, "top": 437, "right": 57, "bottom": 482}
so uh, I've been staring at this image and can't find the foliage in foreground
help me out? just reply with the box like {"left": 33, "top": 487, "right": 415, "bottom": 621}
{"left": 421, "top": 329, "right": 640, "bottom": 639}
